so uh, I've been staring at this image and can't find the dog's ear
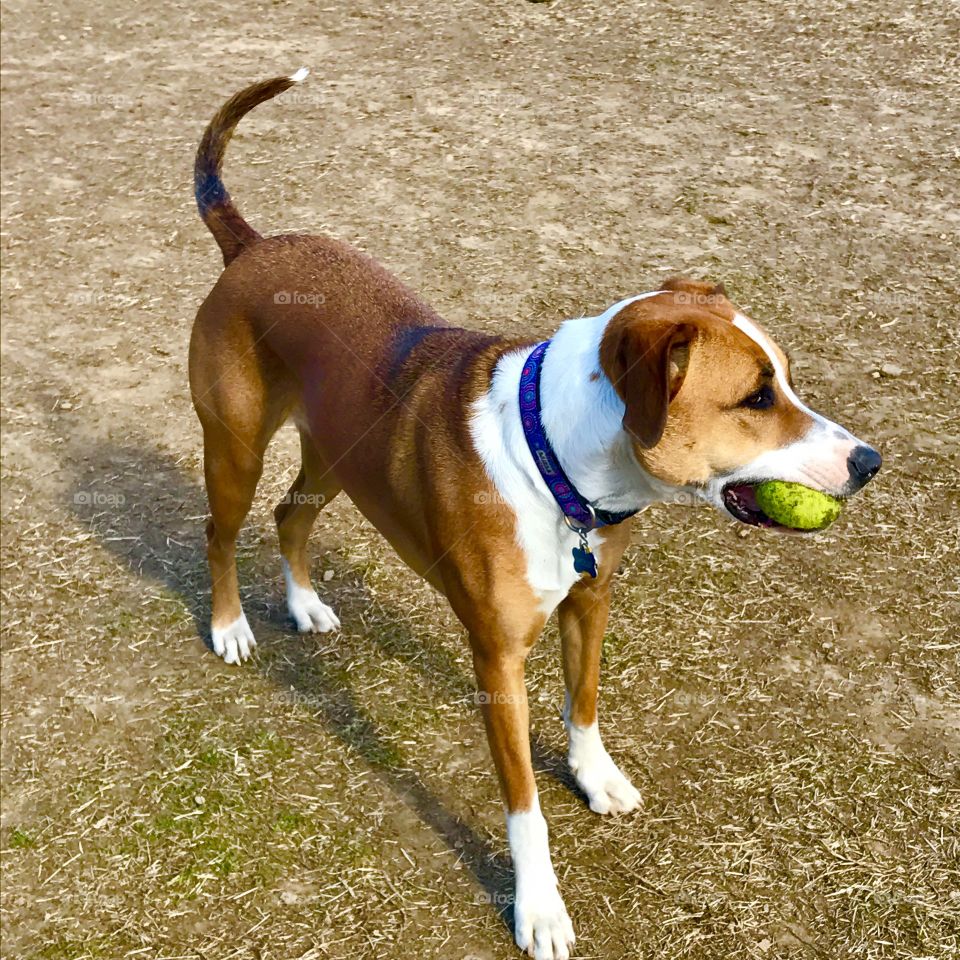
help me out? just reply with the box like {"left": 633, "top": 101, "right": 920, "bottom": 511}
{"left": 660, "top": 276, "right": 728, "bottom": 302}
{"left": 600, "top": 316, "right": 698, "bottom": 449}
{"left": 659, "top": 277, "right": 733, "bottom": 321}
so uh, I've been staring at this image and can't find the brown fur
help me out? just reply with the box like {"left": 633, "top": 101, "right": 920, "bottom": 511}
{"left": 189, "top": 233, "right": 552, "bottom": 811}
{"left": 559, "top": 524, "right": 632, "bottom": 729}
{"left": 190, "top": 76, "right": 818, "bottom": 819}
{"left": 601, "top": 284, "right": 811, "bottom": 489}
{"left": 194, "top": 75, "right": 303, "bottom": 265}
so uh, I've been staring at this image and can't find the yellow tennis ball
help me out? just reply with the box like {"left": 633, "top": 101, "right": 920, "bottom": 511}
{"left": 754, "top": 481, "right": 842, "bottom": 530}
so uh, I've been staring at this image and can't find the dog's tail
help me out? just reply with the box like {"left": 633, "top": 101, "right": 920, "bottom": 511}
{"left": 194, "top": 68, "right": 309, "bottom": 266}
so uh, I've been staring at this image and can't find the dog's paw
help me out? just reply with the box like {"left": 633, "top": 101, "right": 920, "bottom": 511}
{"left": 211, "top": 613, "right": 256, "bottom": 665}
{"left": 573, "top": 755, "right": 641, "bottom": 815}
{"left": 289, "top": 590, "right": 340, "bottom": 634}
{"left": 287, "top": 583, "right": 340, "bottom": 633}
{"left": 514, "top": 884, "right": 575, "bottom": 960}
{"left": 568, "top": 724, "right": 640, "bottom": 815}
{"left": 283, "top": 560, "right": 340, "bottom": 634}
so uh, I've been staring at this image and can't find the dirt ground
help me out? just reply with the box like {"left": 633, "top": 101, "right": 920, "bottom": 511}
{"left": 2, "top": 0, "right": 959, "bottom": 957}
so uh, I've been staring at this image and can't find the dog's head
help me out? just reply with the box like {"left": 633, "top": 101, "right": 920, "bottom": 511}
{"left": 599, "top": 278, "right": 881, "bottom": 529}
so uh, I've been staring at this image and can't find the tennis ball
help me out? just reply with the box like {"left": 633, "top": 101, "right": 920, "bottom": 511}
{"left": 754, "top": 481, "right": 842, "bottom": 530}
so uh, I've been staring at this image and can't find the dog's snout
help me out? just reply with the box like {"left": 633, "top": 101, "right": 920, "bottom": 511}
{"left": 847, "top": 445, "right": 882, "bottom": 488}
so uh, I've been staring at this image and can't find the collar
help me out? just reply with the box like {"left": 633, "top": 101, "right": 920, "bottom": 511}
{"left": 519, "top": 340, "right": 639, "bottom": 532}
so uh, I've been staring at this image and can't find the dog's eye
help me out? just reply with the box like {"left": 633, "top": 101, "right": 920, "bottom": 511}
{"left": 740, "top": 384, "right": 775, "bottom": 410}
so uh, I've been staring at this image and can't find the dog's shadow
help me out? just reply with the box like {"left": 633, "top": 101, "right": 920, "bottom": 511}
{"left": 67, "top": 434, "right": 578, "bottom": 933}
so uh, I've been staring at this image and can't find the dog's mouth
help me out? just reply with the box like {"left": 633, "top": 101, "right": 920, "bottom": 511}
{"left": 722, "top": 483, "right": 785, "bottom": 529}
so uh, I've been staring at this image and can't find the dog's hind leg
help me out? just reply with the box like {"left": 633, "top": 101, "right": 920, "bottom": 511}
{"left": 198, "top": 416, "right": 270, "bottom": 663}
{"left": 191, "top": 317, "right": 292, "bottom": 664}
{"left": 274, "top": 428, "right": 342, "bottom": 634}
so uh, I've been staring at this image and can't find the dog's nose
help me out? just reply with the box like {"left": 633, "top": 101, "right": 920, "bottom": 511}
{"left": 847, "top": 445, "right": 882, "bottom": 488}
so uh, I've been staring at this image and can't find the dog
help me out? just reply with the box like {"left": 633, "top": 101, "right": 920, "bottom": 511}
{"left": 189, "top": 70, "right": 881, "bottom": 960}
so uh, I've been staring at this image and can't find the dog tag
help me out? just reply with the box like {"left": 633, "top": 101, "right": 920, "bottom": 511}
{"left": 572, "top": 543, "right": 598, "bottom": 578}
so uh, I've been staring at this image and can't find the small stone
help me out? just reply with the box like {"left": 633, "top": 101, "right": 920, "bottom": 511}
{"left": 322, "top": 569, "right": 334, "bottom": 582}
{"left": 880, "top": 362, "right": 904, "bottom": 377}
{"left": 280, "top": 890, "right": 299, "bottom": 905}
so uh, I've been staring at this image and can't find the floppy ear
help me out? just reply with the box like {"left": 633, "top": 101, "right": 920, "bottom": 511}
{"left": 600, "top": 319, "right": 697, "bottom": 449}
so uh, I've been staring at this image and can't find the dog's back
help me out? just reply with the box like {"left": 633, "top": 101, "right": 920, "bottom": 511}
{"left": 189, "top": 71, "right": 525, "bottom": 604}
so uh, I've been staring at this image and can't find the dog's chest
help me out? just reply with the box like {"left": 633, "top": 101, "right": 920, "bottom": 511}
{"left": 470, "top": 348, "right": 606, "bottom": 616}
{"left": 514, "top": 511, "right": 604, "bottom": 615}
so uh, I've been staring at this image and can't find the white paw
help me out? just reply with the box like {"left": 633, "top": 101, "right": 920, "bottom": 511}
{"left": 514, "top": 884, "right": 576, "bottom": 960}
{"left": 211, "top": 613, "right": 256, "bottom": 665}
{"left": 568, "top": 722, "right": 641, "bottom": 815}
{"left": 507, "top": 802, "right": 575, "bottom": 960}
{"left": 289, "top": 589, "right": 340, "bottom": 633}
{"left": 283, "top": 561, "right": 340, "bottom": 634}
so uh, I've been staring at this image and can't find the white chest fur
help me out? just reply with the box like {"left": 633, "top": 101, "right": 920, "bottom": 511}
{"left": 469, "top": 294, "right": 665, "bottom": 616}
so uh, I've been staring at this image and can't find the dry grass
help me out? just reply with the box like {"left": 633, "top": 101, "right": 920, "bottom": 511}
{"left": 2, "top": 0, "right": 959, "bottom": 957}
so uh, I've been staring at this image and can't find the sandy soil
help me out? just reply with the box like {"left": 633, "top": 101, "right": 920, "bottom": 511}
{"left": 2, "top": 1, "right": 958, "bottom": 958}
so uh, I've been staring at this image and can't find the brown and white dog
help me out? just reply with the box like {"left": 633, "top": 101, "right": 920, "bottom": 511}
{"left": 190, "top": 71, "right": 880, "bottom": 959}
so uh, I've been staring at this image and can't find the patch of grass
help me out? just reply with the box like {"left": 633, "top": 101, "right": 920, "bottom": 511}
{"left": 197, "top": 745, "right": 229, "bottom": 769}
{"left": 8, "top": 827, "right": 37, "bottom": 849}
{"left": 250, "top": 728, "right": 294, "bottom": 759}
{"left": 325, "top": 825, "right": 376, "bottom": 868}
{"left": 34, "top": 934, "right": 131, "bottom": 960}
{"left": 274, "top": 809, "right": 308, "bottom": 833}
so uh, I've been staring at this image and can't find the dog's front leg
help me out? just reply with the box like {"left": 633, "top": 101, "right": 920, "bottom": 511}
{"left": 472, "top": 642, "right": 575, "bottom": 960}
{"left": 559, "top": 582, "right": 641, "bottom": 815}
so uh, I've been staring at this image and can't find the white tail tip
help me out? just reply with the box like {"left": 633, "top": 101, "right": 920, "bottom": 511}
{"left": 289, "top": 67, "right": 309, "bottom": 83}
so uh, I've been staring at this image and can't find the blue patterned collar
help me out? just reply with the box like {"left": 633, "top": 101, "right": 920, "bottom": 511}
{"left": 518, "top": 340, "right": 638, "bottom": 574}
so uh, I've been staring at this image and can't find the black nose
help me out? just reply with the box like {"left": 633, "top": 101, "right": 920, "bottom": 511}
{"left": 847, "top": 445, "right": 882, "bottom": 487}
